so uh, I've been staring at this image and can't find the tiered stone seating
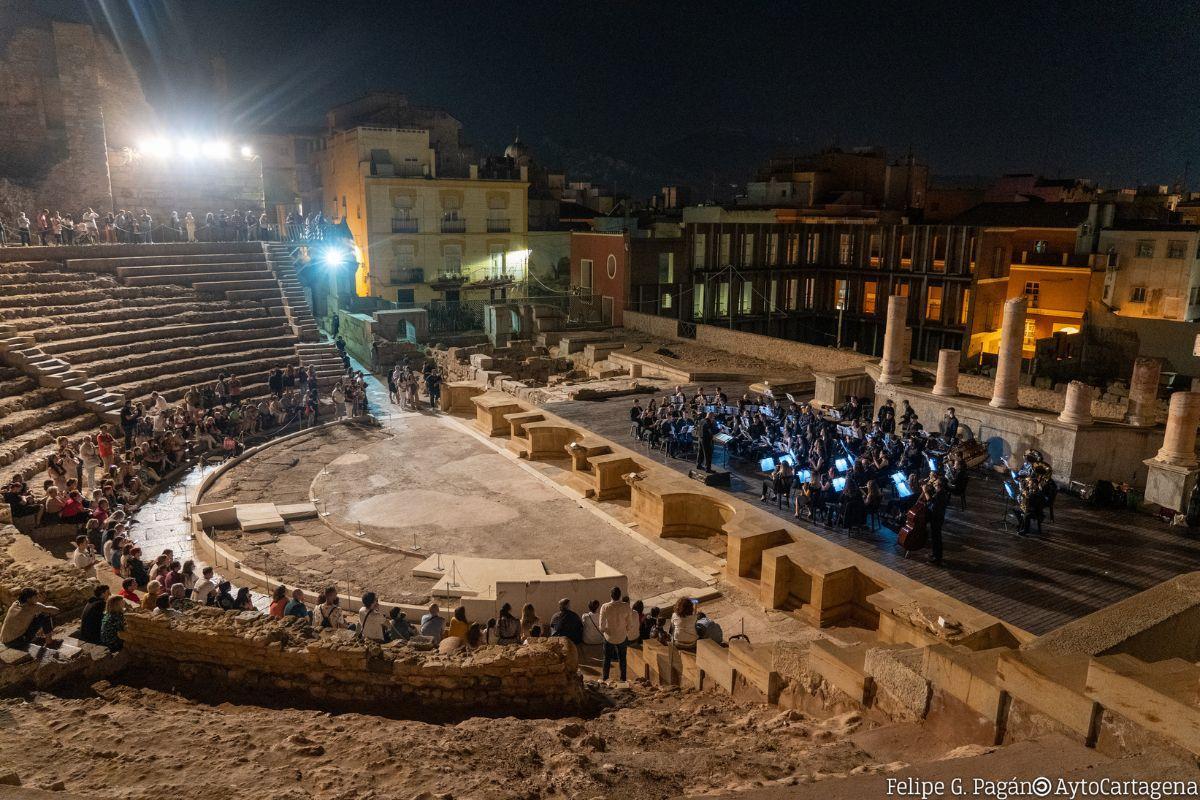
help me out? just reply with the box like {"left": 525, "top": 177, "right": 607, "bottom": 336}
{"left": 266, "top": 243, "right": 343, "bottom": 387}
{"left": 0, "top": 362, "right": 96, "bottom": 480}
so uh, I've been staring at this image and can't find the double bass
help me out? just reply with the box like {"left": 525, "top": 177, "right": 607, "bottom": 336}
{"left": 897, "top": 495, "right": 929, "bottom": 553}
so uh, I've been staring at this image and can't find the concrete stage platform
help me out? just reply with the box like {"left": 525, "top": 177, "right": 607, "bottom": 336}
{"left": 549, "top": 392, "right": 1200, "bottom": 635}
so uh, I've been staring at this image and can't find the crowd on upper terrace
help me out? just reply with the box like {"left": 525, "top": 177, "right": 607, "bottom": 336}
{"left": 0, "top": 209, "right": 333, "bottom": 246}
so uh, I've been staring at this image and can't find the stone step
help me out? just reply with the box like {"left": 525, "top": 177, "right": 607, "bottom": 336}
{"left": 115, "top": 260, "right": 271, "bottom": 278}
{"left": 125, "top": 270, "right": 275, "bottom": 288}
{"left": 67, "top": 251, "right": 266, "bottom": 270}
{"left": 192, "top": 278, "right": 281, "bottom": 294}
{"left": 226, "top": 288, "right": 284, "bottom": 302}
{"left": 62, "top": 383, "right": 106, "bottom": 400}
{"left": 0, "top": 335, "right": 36, "bottom": 353}
{"left": 38, "top": 316, "right": 283, "bottom": 355}
{"left": 41, "top": 371, "right": 87, "bottom": 389}
{"left": 29, "top": 359, "right": 70, "bottom": 374}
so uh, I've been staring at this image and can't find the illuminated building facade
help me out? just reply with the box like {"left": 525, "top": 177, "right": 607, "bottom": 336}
{"left": 314, "top": 125, "right": 529, "bottom": 301}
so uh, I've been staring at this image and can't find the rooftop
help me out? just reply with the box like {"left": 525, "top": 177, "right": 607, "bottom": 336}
{"left": 950, "top": 201, "right": 1098, "bottom": 228}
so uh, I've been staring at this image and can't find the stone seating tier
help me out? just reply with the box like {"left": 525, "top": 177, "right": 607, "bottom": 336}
{"left": 122, "top": 267, "right": 276, "bottom": 288}
{"left": 0, "top": 283, "right": 195, "bottom": 311}
{"left": 64, "top": 250, "right": 266, "bottom": 272}
{"left": 30, "top": 308, "right": 273, "bottom": 350}
{"left": 66, "top": 329, "right": 296, "bottom": 375}
{"left": 0, "top": 297, "right": 259, "bottom": 334}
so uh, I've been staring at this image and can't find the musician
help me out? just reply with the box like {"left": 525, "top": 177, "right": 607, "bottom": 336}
{"left": 1016, "top": 476, "right": 1045, "bottom": 536}
{"left": 900, "top": 400, "right": 918, "bottom": 432}
{"left": 695, "top": 412, "right": 716, "bottom": 472}
{"left": 926, "top": 475, "right": 951, "bottom": 565}
{"left": 877, "top": 399, "right": 896, "bottom": 434}
{"left": 943, "top": 407, "right": 959, "bottom": 444}
{"left": 760, "top": 460, "right": 793, "bottom": 504}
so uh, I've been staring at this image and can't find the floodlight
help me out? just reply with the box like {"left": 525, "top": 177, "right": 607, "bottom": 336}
{"left": 240, "top": 144, "right": 254, "bottom": 158}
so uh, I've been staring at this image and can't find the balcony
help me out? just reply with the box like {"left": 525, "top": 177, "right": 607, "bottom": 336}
{"left": 486, "top": 217, "right": 511, "bottom": 233}
{"left": 1013, "top": 251, "right": 1095, "bottom": 268}
{"left": 391, "top": 218, "right": 418, "bottom": 234}
{"left": 441, "top": 217, "right": 467, "bottom": 233}
{"left": 430, "top": 271, "right": 468, "bottom": 290}
{"left": 468, "top": 272, "right": 514, "bottom": 288}
{"left": 390, "top": 268, "right": 424, "bottom": 284}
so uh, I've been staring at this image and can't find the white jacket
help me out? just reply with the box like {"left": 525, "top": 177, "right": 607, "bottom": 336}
{"left": 598, "top": 600, "right": 638, "bottom": 644}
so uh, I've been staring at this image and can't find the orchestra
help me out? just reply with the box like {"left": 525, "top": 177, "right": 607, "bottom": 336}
{"left": 629, "top": 387, "right": 997, "bottom": 566}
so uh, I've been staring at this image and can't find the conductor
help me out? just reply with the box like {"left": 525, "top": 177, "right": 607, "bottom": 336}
{"left": 696, "top": 412, "right": 716, "bottom": 472}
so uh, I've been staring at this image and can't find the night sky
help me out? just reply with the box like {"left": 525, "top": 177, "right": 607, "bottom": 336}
{"left": 52, "top": 0, "right": 1200, "bottom": 196}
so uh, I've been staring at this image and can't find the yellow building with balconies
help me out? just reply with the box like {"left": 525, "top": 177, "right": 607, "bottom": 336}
{"left": 316, "top": 125, "right": 529, "bottom": 303}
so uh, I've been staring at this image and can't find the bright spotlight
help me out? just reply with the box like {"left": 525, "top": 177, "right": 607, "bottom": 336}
{"left": 240, "top": 144, "right": 254, "bottom": 158}
{"left": 177, "top": 139, "right": 199, "bottom": 159}
{"left": 202, "top": 140, "right": 232, "bottom": 159}
{"left": 321, "top": 246, "right": 348, "bottom": 268}
{"left": 137, "top": 137, "right": 172, "bottom": 158}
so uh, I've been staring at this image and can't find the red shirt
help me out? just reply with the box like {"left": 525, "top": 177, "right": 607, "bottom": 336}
{"left": 119, "top": 588, "right": 139, "bottom": 604}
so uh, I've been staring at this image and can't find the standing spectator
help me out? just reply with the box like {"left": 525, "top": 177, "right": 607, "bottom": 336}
{"left": 82, "top": 207, "right": 99, "bottom": 240}
{"left": 138, "top": 209, "right": 153, "bottom": 243}
{"left": 36, "top": 209, "right": 50, "bottom": 245}
{"left": 101, "top": 211, "right": 114, "bottom": 243}
{"left": 16, "top": 211, "right": 31, "bottom": 245}
{"left": 185, "top": 211, "right": 196, "bottom": 242}
{"left": 61, "top": 213, "right": 75, "bottom": 245}
{"left": 0, "top": 212, "right": 6, "bottom": 245}
{"left": 50, "top": 211, "right": 62, "bottom": 244}
{"left": 169, "top": 211, "right": 181, "bottom": 242}
{"left": 598, "top": 586, "right": 638, "bottom": 682}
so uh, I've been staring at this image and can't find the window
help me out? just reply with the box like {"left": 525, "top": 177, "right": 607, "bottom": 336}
{"left": 1022, "top": 319, "right": 1037, "bottom": 349}
{"left": 900, "top": 234, "right": 913, "bottom": 267}
{"left": 489, "top": 245, "right": 506, "bottom": 278}
{"left": 693, "top": 233, "right": 707, "bottom": 268}
{"left": 834, "top": 279, "right": 848, "bottom": 310}
{"left": 961, "top": 288, "right": 971, "bottom": 325}
{"left": 786, "top": 233, "right": 800, "bottom": 264}
{"left": 1129, "top": 285, "right": 1147, "bottom": 303}
{"left": 1136, "top": 239, "right": 1155, "bottom": 258}
{"left": 992, "top": 246, "right": 1004, "bottom": 274}
{"left": 657, "top": 252, "right": 674, "bottom": 283}
{"left": 925, "top": 285, "right": 944, "bottom": 321}
{"left": 396, "top": 243, "right": 415, "bottom": 269}
{"left": 803, "top": 277, "right": 816, "bottom": 309}
{"left": 741, "top": 233, "right": 755, "bottom": 265}
{"left": 931, "top": 235, "right": 946, "bottom": 272}
{"left": 739, "top": 282, "right": 753, "bottom": 314}
{"left": 396, "top": 288, "right": 414, "bottom": 305}
{"left": 895, "top": 282, "right": 910, "bottom": 298}
{"left": 805, "top": 233, "right": 820, "bottom": 263}
{"left": 715, "top": 282, "right": 730, "bottom": 316}
{"left": 838, "top": 233, "right": 851, "bottom": 266}
{"left": 1168, "top": 240, "right": 1187, "bottom": 259}
{"left": 869, "top": 233, "right": 882, "bottom": 266}
{"left": 785, "top": 278, "right": 799, "bottom": 310}
{"left": 606, "top": 253, "right": 617, "bottom": 279}
{"left": 1034, "top": 240, "right": 1047, "bottom": 254}
{"left": 719, "top": 233, "right": 731, "bottom": 265}
{"left": 661, "top": 291, "right": 673, "bottom": 310}
{"left": 692, "top": 283, "right": 705, "bottom": 318}
{"left": 765, "top": 234, "right": 778, "bottom": 265}
{"left": 1190, "top": 286, "right": 1200, "bottom": 307}
{"left": 580, "top": 258, "right": 593, "bottom": 291}
{"left": 769, "top": 279, "right": 778, "bottom": 312}
{"left": 1023, "top": 281, "right": 1040, "bottom": 309}
{"left": 442, "top": 244, "right": 463, "bottom": 274}
{"left": 863, "top": 281, "right": 878, "bottom": 314}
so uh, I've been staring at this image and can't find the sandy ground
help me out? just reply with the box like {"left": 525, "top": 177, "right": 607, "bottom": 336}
{"left": 0, "top": 682, "right": 889, "bottom": 800}
{"left": 607, "top": 331, "right": 804, "bottom": 378}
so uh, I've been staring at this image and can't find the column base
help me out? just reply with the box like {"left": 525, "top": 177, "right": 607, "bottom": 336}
{"left": 989, "top": 396, "right": 1017, "bottom": 409}
{"left": 1143, "top": 459, "right": 1200, "bottom": 513}
{"left": 1057, "top": 413, "right": 1092, "bottom": 426}
{"left": 931, "top": 387, "right": 958, "bottom": 397}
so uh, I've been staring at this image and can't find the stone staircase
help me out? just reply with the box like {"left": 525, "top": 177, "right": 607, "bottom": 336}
{"left": 0, "top": 346, "right": 99, "bottom": 480}
{"left": 263, "top": 243, "right": 344, "bottom": 388}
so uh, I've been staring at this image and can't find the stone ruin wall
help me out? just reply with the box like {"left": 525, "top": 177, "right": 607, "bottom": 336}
{"left": 0, "top": 521, "right": 96, "bottom": 623}
{"left": 120, "top": 607, "right": 588, "bottom": 717}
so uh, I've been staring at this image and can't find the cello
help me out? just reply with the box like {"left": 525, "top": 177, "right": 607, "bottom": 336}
{"left": 897, "top": 495, "right": 929, "bottom": 554}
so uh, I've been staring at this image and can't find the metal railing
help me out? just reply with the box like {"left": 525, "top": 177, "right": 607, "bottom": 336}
{"left": 440, "top": 218, "right": 467, "bottom": 233}
{"left": 486, "top": 218, "right": 511, "bottom": 233}
{"left": 391, "top": 218, "right": 418, "bottom": 233}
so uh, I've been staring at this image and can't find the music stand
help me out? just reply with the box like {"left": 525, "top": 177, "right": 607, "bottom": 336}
{"left": 1000, "top": 480, "right": 1018, "bottom": 531}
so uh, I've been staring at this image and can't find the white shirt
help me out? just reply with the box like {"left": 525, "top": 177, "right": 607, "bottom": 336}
{"left": 358, "top": 605, "right": 387, "bottom": 642}
{"left": 598, "top": 600, "right": 638, "bottom": 644}
{"left": 670, "top": 613, "right": 698, "bottom": 646}
{"left": 193, "top": 578, "right": 216, "bottom": 605}
{"left": 580, "top": 611, "right": 604, "bottom": 645}
{"left": 71, "top": 548, "right": 96, "bottom": 570}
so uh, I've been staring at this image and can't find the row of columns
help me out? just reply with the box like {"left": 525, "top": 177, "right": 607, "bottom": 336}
{"left": 877, "top": 291, "right": 1200, "bottom": 467}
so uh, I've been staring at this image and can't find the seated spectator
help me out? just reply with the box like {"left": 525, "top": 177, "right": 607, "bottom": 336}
{"left": 233, "top": 587, "right": 254, "bottom": 611}
{"left": 215, "top": 582, "right": 236, "bottom": 610}
{"left": 495, "top": 602, "right": 521, "bottom": 645}
{"left": 193, "top": 566, "right": 217, "bottom": 606}
{"left": 79, "top": 585, "right": 109, "bottom": 644}
{"left": 60, "top": 491, "right": 88, "bottom": 524}
{"left": 1, "top": 588, "right": 59, "bottom": 650}
{"left": 315, "top": 589, "right": 349, "bottom": 630}
{"left": 357, "top": 592, "right": 389, "bottom": 642}
{"left": 439, "top": 622, "right": 483, "bottom": 654}
{"left": 549, "top": 597, "right": 583, "bottom": 644}
{"left": 168, "top": 584, "right": 191, "bottom": 611}
{"left": 283, "top": 588, "right": 310, "bottom": 620}
{"left": 522, "top": 625, "right": 543, "bottom": 645}
{"left": 100, "top": 596, "right": 126, "bottom": 652}
{"left": 419, "top": 603, "right": 445, "bottom": 640}
{"left": 140, "top": 580, "right": 161, "bottom": 611}
{"left": 447, "top": 606, "right": 470, "bottom": 640}
{"left": 519, "top": 603, "right": 541, "bottom": 640}
{"left": 70, "top": 535, "right": 96, "bottom": 570}
{"left": 118, "top": 578, "right": 139, "bottom": 605}
{"left": 580, "top": 599, "right": 605, "bottom": 646}
{"left": 695, "top": 611, "right": 724, "bottom": 644}
{"left": 388, "top": 608, "right": 414, "bottom": 640}
{"left": 669, "top": 597, "right": 698, "bottom": 650}
{"left": 269, "top": 585, "right": 288, "bottom": 618}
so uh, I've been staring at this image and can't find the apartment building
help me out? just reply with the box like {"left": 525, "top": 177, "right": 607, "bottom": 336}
{"left": 1097, "top": 225, "right": 1200, "bottom": 322}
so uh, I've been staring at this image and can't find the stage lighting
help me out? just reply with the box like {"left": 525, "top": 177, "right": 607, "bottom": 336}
{"left": 240, "top": 144, "right": 254, "bottom": 158}
{"left": 321, "top": 246, "right": 349, "bottom": 268}
{"left": 178, "top": 139, "right": 199, "bottom": 159}
{"left": 202, "top": 140, "right": 232, "bottom": 159}
{"left": 137, "top": 137, "right": 172, "bottom": 158}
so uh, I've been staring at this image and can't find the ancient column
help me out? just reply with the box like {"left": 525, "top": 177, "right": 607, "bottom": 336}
{"left": 1057, "top": 380, "right": 1094, "bottom": 425}
{"left": 1126, "top": 357, "right": 1163, "bottom": 427}
{"left": 878, "top": 295, "right": 908, "bottom": 385}
{"left": 989, "top": 297, "right": 1027, "bottom": 409}
{"left": 1155, "top": 391, "right": 1200, "bottom": 467}
{"left": 931, "top": 349, "right": 960, "bottom": 397}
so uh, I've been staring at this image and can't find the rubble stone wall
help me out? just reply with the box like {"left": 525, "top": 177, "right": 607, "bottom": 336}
{"left": 120, "top": 607, "right": 588, "bottom": 717}
{"left": 0, "top": 523, "right": 96, "bottom": 622}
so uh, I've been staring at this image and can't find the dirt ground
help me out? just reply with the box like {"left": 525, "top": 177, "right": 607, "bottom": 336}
{"left": 607, "top": 331, "right": 805, "bottom": 378}
{"left": 0, "top": 681, "right": 893, "bottom": 800}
